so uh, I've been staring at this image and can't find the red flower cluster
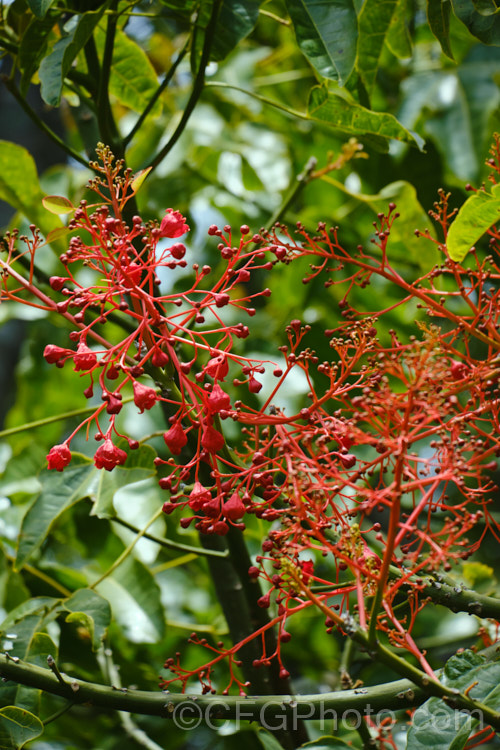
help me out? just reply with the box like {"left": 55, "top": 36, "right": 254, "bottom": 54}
{"left": 4, "top": 142, "right": 500, "bottom": 696}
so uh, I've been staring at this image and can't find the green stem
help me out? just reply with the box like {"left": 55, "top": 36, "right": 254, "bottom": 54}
{"left": 266, "top": 157, "right": 318, "bottom": 228}
{"left": 1, "top": 75, "right": 90, "bottom": 168}
{"left": 0, "top": 653, "right": 429, "bottom": 718}
{"left": 98, "top": 0, "right": 121, "bottom": 153}
{"left": 0, "top": 399, "right": 133, "bottom": 438}
{"left": 90, "top": 508, "right": 163, "bottom": 589}
{"left": 110, "top": 513, "right": 228, "bottom": 559}
{"left": 147, "top": 0, "right": 222, "bottom": 173}
{"left": 206, "top": 81, "right": 307, "bottom": 119}
{"left": 123, "top": 39, "right": 189, "bottom": 147}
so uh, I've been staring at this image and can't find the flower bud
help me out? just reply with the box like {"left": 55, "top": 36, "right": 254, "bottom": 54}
{"left": 159, "top": 209, "right": 189, "bottom": 238}
{"left": 163, "top": 423, "right": 188, "bottom": 455}
{"left": 94, "top": 439, "right": 127, "bottom": 471}
{"left": 133, "top": 381, "right": 157, "bottom": 412}
{"left": 47, "top": 443, "right": 72, "bottom": 471}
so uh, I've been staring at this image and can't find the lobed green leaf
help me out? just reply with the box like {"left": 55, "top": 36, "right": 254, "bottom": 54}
{"left": 15, "top": 455, "right": 94, "bottom": 570}
{"left": 446, "top": 184, "right": 500, "bottom": 261}
{"left": 307, "top": 85, "right": 425, "bottom": 150}
{"left": 64, "top": 589, "right": 111, "bottom": 651}
{"left": 19, "top": 14, "right": 57, "bottom": 96}
{"left": 451, "top": 0, "right": 500, "bottom": 44}
{"left": 26, "top": 0, "right": 55, "bottom": 18}
{"left": 287, "top": 0, "right": 358, "bottom": 84}
{"left": 427, "top": 0, "right": 455, "bottom": 59}
{"left": 355, "top": 0, "right": 398, "bottom": 93}
{"left": 0, "top": 141, "right": 62, "bottom": 242}
{"left": 0, "top": 707, "right": 44, "bottom": 750}
{"left": 39, "top": 10, "right": 106, "bottom": 107}
{"left": 95, "top": 556, "right": 165, "bottom": 643}
{"left": 211, "top": 0, "right": 262, "bottom": 63}
{"left": 95, "top": 27, "right": 162, "bottom": 116}
{"left": 386, "top": 0, "right": 412, "bottom": 59}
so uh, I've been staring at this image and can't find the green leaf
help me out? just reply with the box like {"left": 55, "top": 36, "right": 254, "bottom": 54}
{"left": 443, "top": 649, "right": 485, "bottom": 681}
{"left": 0, "top": 141, "right": 62, "bottom": 241}
{"left": 287, "top": 0, "right": 358, "bottom": 84}
{"left": 15, "top": 455, "right": 94, "bottom": 570}
{"left": 447, "top": 184, "right": 500, "bottom": 261}
{"left": 298, "top": 738, "right": 353, "bottom": 748}
{"left": 307, "top": 85, "right": 425, "bottom": 150}
{"left": 0, "top": 598, "right": 61, "bottom": 708}
{"left": 210, "top": 0, "right": 262, "bottom": 63}
{"left": 64, "top": 589, "right": 111, "bottom": 651}
{"left": 0, "top": 597, "right": 59, "bottom": 642}
{"left": 39, "top": 10, "right": 107, "bottom": 107}
{"left": 356, "top": 0, "right": 398, "bottom": 93}
{"left": 406, "top": 699, "right": 472, "bottom": 750}
{"left": 386, "top": 0, "right": 412, "bottom": 59}
{"left": 19, "top": 14, "right": 57, "bottom": 96}
{"left": 472, "top": 0, "right": 500, "bottom": 14}
{"left": 130, "top": 167, "right": 152, "bottom": 195}
{"left": 427, "top": 0, "right": 455, "bottom": 59}
{"left": 14, "top": 632, "right": 58, "bottom": 713}
{"left": 0, "top": 707, "right": 44, "bottom": 750}
{"left": 26, "top": 0, "right": 55, "bottom": 17}
{"left": 256, "top": 728, "right": 286, "bottom": 750}
{"left": 95, "top": 27, "right": 161, "bottom": 116}
{"left": 407, "top": 651, "right": 500, "bottom": 750}
{"left": 41, "top": 195, "right": 75, "bottom": 214}
{"left": 451, "top": 0, "right": 500, "bottom": 44}
{"left": 397, "top": 56, "right": 500, "bottom": 182}
{"left": 95, "top": 556, "right": 165, "bottom": 643}
{"left": 90, "top": 444, "right": 157, "bottom": 519}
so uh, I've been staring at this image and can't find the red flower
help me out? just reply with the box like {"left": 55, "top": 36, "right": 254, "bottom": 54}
{"left": 151, "top": 348, "right": 169, "bottom": 368}
{"left": 119, "top": 262, "right": 142, "bottom": 289}
{"left": 207, "top": 383, "right": 231, "bottom": 413}
{"left": 450, "top": 360, "right": 469, "bottom": 380}
{"left": 201, "top": 423, "right": 225, "bottom": 454}
{"left": 133, "top": 381, "right": 157, "bottom": 412}
{"left": 248, "top": 376, "right": 262, "bottom": 394}
{"left": 74, "top": 343, "right": 97, "bottom": 371}
{"left": 94, "top": 439, "right": 127, "bottom": 470}
{"left": 205, "top": 355, "right": 229, "bottom": 380}
{"left": 43, "top": 345, "right": 67, "bottom": 364}
{"left": 163, "top": 422, "right": 188, "bottom": 455}
{"left": 223, "top": 492, "right": 246, "bottom": 520}
{"left": 47, "top": 443, "right": 72, "bottom": 471}
{"left": 159, "top": 209, "right": 190, "bottom": 238}
{"left": 300, "top": 559, "right": 314, "bottom": 583}
{"left": 189, "top": 481, "right": 211, "bottom": 511}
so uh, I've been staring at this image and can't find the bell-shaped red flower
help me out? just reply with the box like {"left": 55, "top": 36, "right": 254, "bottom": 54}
{"left": 159, "top": 209, "right": 189, "bottom": 238}
{"left": 207, "top": 383, "right": 231, "bottom": 413}
{"left": 163, "top": 422, "right": 188, "bottom": 455}
{"left": 223, "top": 492, "right": 246, "bottom": 521}
{"left": 201, "top": 423, "right": 225, "bottom": 454}
{"left": 47, "top": 443, "right": 72, "bottom": 471}
{"left": 74, "top": 343, "right": 97, "bottom": 372}
{"left": 43, "top": 345, "right": 67, "bottom": 364}
{"left": 133, "top": 381, "right": 157, "bottom": 413}
{"left": 94, "top": 439, "right": 127, "bottom": 471}
{"left": 189, "top": 481, "right": 211, "bottom": 511}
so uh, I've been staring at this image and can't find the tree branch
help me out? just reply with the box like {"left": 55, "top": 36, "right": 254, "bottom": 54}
{"left": 0, "top": 653, "right": 427, "bottom": 719}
